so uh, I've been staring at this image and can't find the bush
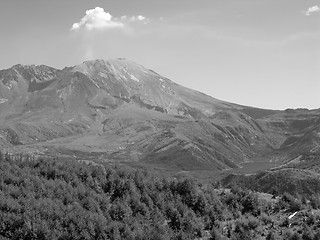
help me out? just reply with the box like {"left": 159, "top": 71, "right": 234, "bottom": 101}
{"left": 210, "top": 227, "right": 224, "bottom": 240}
{"left": 259, "top": 213, "right": 273, "bottom": 225}
{"left": 241, "top": 193, "right": 260, "bottom": 216}
{"left": 282, "top": 229, "right": 294, "bottom": 239}
{"left": 281, "top": 193, "right": 302, "bottom": 212}
{"left": 290, "top": 232, "right": 302, "bottom": 240}
{"left": 302, "top": 226, "right": 315, "bottom": 240}
{"left": 310, "top": 195, "right": 320, "bottom": 209}
{"left": 266, "top": 231, "right": 280, "bottom": 240}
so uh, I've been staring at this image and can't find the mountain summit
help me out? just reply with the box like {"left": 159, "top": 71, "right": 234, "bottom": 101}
{"left": 1, "top": 59, "right": 319, "bottom": 171}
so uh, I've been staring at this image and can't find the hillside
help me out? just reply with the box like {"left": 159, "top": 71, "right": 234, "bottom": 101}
{"left": 219, "top": 151, "right": 320, "bottom": 196}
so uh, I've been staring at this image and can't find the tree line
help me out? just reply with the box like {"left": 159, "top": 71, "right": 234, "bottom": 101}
{"left": 1, "top": 152, "right": 320, "bottom": 239}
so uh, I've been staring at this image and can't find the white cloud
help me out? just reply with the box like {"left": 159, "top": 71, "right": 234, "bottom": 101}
{"left": 137, "top": 15, "right": 146, "bottom": 21}
{"left": 305, "top": 5, "right": 320, "bottom": 16}
{"left": 71, "top": 7, "right": 149, "bottom": 31}
{"left": 71, "top": 7, "right": 124, "bottom": 31}
{"left": 121, "top": 15, "right": 148, "bottom": 22}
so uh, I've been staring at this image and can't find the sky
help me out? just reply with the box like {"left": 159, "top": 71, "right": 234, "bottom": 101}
{"left": 0, "top": 0, "right": 319, "bottom": 110}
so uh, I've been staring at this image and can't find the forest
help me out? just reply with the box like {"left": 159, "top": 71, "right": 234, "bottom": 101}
{"left": 1, "top": 152, "right": 320, "bottom": 240}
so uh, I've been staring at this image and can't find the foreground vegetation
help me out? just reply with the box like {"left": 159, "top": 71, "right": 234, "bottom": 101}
{"left": 219, "top": 152, "right": 320, "bottom": 198}
{"left": 1, "top": 153, "right": 320, "bottom": 239}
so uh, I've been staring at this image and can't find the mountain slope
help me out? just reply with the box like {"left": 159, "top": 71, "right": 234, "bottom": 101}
{"left": 0, "top": 59, "right": 319, "bottom": 171}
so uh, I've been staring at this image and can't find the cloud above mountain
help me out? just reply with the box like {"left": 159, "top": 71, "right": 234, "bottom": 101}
{"left": 121, "top": 15, "right": 147, "bottom": 22}
{"left": 305, "top": 5, "right": 320, "bottom": 16}
{"left": 71, "top": 7, "right": 148, "bottom": 31}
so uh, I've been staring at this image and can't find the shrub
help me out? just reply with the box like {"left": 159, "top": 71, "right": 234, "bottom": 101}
{"left": 310, "top": 195, "right": 320, "bottom": 209}
{"left": 210, "top": 227, "right": 224, "bottom": 240}
{"left": 301, "top": 226, "right": 315, "bottom": 240}
{"left": 281, "top": 193, "right": 302, "bottom": 212}
{"left": 290, "top": 232, "right": 302, "bottom": 240}
{"left": 241, "top": 193, "right": 260, "bottom": 216}
{"left": 259, "top": 213, "right": 273, "bottom": 225}
{"left": 266, "top": 231, "right": 280, "bottom": 240}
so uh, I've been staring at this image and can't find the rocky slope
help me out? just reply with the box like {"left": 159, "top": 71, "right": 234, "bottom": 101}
{"left": 0, "top": 59, "right": 319, "bottom": 171}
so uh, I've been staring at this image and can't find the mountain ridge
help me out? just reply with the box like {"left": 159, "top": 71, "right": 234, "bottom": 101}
{"left": 0, "top": 58, "right": 319, "bottom": 173}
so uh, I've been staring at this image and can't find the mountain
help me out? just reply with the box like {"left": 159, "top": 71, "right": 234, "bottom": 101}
{"left": 1, "top": 58, "right": 319, "bottom": 173}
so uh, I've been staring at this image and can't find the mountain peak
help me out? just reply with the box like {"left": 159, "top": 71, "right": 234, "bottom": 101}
{"left": 78, "top": 58, "right": 142, "bottom": 70}
{"left": 71, "top": 58, "right": 152, "bottom": 81}
{"left": 11, "top": 63, "right": 58, "bottom": 71}
{"left": 0, "top": 64, "right": 60, "bottom": 86}
{"left": 1, "top": 59, "right": 320, "bottom": 174}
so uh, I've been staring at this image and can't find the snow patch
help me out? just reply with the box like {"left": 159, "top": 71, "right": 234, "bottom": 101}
{"left": 160, "top": 82, "right": 166, "bottom": 89}
{"left": 123, "top": 68, "right": 129, "bottom": 75}
{"left": 0, "top": 98, "right": 8, "bottom": 104}
{"left": 119, "top": 74, "right": 126, "bottom": 80}
{"left": 130, "top": 74, "right": 140, "bottom": 82}
{"left": 98, "top": 72, "right": 109, "bottom": 78}
{"left": 64, "top": 118, "right": 75, "bottom": 123}
{"left": 138, "top": 65, "right": 149, "bottom": 74}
